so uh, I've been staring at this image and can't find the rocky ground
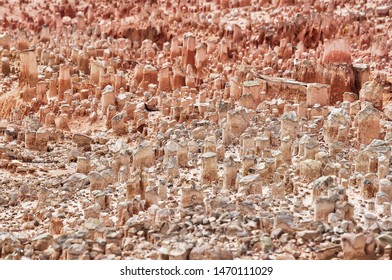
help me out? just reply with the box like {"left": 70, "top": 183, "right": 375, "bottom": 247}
{"left": 0, "top": 0, "right": 392, "bottom": 260}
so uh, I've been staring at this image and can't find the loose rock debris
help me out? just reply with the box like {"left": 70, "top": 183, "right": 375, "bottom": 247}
{"left": 0, "top": 0, "right": 392, "bottom": 260}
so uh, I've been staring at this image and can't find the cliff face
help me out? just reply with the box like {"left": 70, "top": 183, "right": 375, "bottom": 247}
{"left": 0, "top": 90, "right": 20, "bottom": 119}
{"left": 291, "top": 38, "right": 357, "bottom": 104}
{"left": 292, "top": 62, "right": 356, "bottom": 103}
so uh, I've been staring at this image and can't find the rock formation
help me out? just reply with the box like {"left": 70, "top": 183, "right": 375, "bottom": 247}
{"left": 0, "top": 0, "right": 391, "bottom": 261}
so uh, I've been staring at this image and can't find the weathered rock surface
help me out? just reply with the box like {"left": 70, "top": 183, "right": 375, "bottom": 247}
{"left": 0, "top": 0, "right": 391, "bottom": 261}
